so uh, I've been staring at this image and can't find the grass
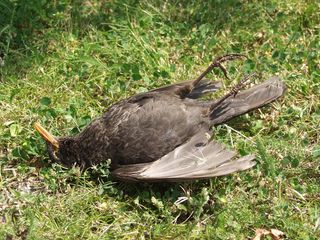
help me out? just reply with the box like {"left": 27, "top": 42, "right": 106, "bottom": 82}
{"left": 0, "top": 0, "right": 319, "bottom": 239}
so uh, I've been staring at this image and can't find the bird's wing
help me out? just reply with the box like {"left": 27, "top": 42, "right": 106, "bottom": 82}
{"left": 111, "top": 130, "right": 255, "bottom": 182}
{"left": 151, "top": 79, "right": 222, "bottom": 98}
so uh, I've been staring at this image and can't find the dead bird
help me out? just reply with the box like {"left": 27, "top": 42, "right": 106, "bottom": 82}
{"left": 35, "top": 54, "right": 285, "bottom": 182}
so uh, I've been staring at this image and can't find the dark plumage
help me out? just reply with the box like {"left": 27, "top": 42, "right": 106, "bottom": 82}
{"left": 35, "top": 54, "right": 285, "bottom": 182}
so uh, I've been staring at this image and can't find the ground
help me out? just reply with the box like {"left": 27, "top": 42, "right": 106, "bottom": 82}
{"left": 0, "top": 0, "right": 319, "bottom": 239}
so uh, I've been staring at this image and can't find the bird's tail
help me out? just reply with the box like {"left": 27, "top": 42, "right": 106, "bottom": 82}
{"left": 209, "top": 76, "right": 286, "bottom": 125}
{"left": 111, "top": 130, "right": 256, "bottom": 182}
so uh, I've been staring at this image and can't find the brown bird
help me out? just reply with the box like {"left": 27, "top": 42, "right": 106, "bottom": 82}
{"left": 35, "top": 54, "right": 285, "bottom": 182}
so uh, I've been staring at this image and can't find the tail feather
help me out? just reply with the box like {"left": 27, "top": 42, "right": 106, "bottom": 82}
{"left": 210, "top": 76, "right": 285, "bottom": 125}
{"left": 111, "top": 130, "right": 256, "bottom": 182}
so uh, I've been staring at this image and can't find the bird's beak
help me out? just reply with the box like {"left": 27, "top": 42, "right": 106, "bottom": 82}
{"left": 34, "top": 122, "right": 59, "bottom": 149}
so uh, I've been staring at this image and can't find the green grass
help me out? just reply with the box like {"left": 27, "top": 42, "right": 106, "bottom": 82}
{"left": 0, "top": 0, "right": 319, "bottom": 239}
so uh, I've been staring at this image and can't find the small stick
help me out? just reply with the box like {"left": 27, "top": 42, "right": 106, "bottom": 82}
{"left": 223, "top": 124, "right": 256, "bottom": 145}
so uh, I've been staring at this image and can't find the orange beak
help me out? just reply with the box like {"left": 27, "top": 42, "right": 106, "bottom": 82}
{"left": 34, "top": 122, "right": 59, "bottom": 149}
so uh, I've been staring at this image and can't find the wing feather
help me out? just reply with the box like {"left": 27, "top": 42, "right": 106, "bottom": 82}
{"left": 111, "top": 130, "right": 255, "bottom": 182}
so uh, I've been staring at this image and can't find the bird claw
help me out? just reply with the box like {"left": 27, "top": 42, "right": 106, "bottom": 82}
{"left": 209, "top": 72, "right": 256, "bottom": 112}
{"left": 217, "top": 63, "right": 229, "bottom": 79}
{"left": 211, "top": 53, "right": 247, "bottom": 79}
{"left": 214, "top": 53, "right": 247, "bottom": 62}
{"left": 231, "top": 73, "right": 257, "bottom": 97}
{"left": 186, "top": 53, "right": 247, "bottom": 98}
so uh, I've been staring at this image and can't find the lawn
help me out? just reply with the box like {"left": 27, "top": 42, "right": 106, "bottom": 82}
{"left": 0, "top": 0, "right": 319, "bottom": 239}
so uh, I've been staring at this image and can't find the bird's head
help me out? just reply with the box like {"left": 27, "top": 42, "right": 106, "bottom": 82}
{"left": 34, "top": 123, "right": 82, "bottom": 168}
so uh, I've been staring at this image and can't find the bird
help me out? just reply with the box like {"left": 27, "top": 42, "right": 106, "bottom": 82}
{"left": 35, "top": 54, "right": 285, "bottom": 182}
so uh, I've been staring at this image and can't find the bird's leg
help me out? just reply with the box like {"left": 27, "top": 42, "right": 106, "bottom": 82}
{"left": 175, "top": 54, "right": 246, "bottom": 98}
{"left": 191, "top": 53, "right": 247, "bottom": 89}
{"left": 210, "top": 73, "right": 257, "bottom": 112}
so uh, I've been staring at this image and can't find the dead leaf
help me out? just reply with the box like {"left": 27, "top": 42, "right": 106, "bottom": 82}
{"left": 253, "top": 228, "right": 285, "bottom": 240}
{"left": 270, "top": 229, "right": 285, "bottom": 240}
{"left": 253, "top": 229, "right": 269, "bottom": 240}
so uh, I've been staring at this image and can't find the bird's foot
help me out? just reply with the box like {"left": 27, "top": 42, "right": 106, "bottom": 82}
{"left": 209, "top": 73, "right": 256, "bottom": 111}
{"left": 192, "top": 53, "right": 247, "bottom": 88}
{"left": 230, "top": 72, "right": 257, "bottom": 97}
{"left": 210, "top": 53, "right": 247, "bottom": 80}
